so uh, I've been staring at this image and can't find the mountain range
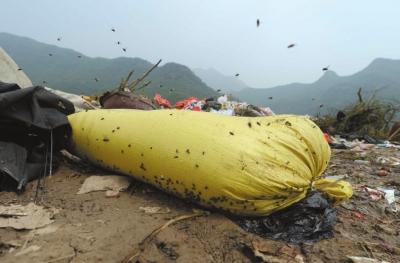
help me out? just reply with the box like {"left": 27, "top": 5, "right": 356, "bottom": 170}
{"left": 192, "top": 68, "right": 250, "bottom": 93}
{"left": 1, "top": 32, "right": 399, "bottom": 115}
{"left": 196, "top": 59, "right": 400, "bottom": 115}
{"left": 0, "top": 32, "right": 218, "bottom": 102}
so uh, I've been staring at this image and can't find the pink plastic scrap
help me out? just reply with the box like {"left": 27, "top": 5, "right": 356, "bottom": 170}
{"left": 175, "top": 97, "right": 198, "bottom": 109}
{"left": 365, "top": 187, "right": 383, "bottom": 201}
{"left": 154, "top": 93, "right": 172, "bottom": 108}
{"left": 175, "top": 97, "right": 204, "bottom": 111}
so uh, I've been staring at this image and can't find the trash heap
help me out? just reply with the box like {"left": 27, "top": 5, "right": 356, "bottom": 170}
{"left": 322, "top": 132, "right": 399, "bottom": 215}
{"left": 98, "top": 90, "right": 275, "bottom": 117}
{"left": 1, "top": 78, "right": 354, "bottom": 244}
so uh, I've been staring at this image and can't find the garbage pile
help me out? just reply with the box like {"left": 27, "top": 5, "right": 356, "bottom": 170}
{"left": 1, "top": 79, "right": 354, "bottom": 244}
{"left": 170, "top": 94, "right": 274, "bottom": 117}
{"left": 0, "top": 79, "right": 276, "bottom": 192}
{"left": 99, "top": 89, "right": 275, "bottom": 117}
{"left": 314, "top": 91, "right": 400, "bottom": 217}
{"left": 322, "top": 132, "right": 399, "bottom": 215}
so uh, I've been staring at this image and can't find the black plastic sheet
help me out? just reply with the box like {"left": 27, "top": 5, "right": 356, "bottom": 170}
{"left": 0, "top": 82, "right": 74, "bottom": 191}
{"left": 234, "top": 192, "right": 337, "bottom": 244}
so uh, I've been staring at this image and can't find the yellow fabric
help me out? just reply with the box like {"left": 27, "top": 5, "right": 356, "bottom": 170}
{"left": 68, "top": 109, "right": 352, "bottom": 216}
{"left": 313, "top": 178, "right": 353, "bottom": 205}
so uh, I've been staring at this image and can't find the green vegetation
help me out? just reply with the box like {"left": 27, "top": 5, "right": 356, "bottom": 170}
{"left": 315, "top": 90, "right": 400, "bottom": 138}
{"left": 0, "top": 32, "right": 218, "bottom": 102}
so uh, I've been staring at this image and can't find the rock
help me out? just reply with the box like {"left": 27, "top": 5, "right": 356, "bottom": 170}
{"left": 0, "top": 203, "right": 58, "bottom": 230}
{"left": 105, "top": 190, "right": 120, "bottom": 198}
{"left": 347, "top": 256, "right": 390, "bottom": 263}
{"left": 77, "top": 175, "right": 132, "bottom": 194}
{"left": 377, "top": 170, "right": 389, "bottom": 177}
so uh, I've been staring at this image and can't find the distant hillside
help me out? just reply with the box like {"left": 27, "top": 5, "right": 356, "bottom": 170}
{"left": 193, "top": 68, "right": 250, "bottom": 93}
{"left": 0, "top": 32, "right": 218, "bottom": 102}
{"left": 235, "top": 59, "right": 400, "bottom": 115}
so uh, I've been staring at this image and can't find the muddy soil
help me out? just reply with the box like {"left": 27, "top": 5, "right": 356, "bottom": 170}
{"left": 1, "top": 148, "right": 399, "bottom": 263}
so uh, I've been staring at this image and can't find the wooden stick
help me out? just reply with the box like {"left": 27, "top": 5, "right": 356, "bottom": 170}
{"left": 129, "top": 59, "right": 162, "bottom": 92}
{"left": 121, "top": 212, "right": 204, "bottom": 263}
{"left": 119, "top": 70, "right": 134, "bottom": 91}
{"left": 389, "top": 125, "right": 400, "bottom": 141}
{"left": 357, "top": 87, "right": 363, "bottom": 103}
{"left": 83, "top": 101, "right": 99, "bottom": 109}
{"left": 44, "top": 253, "right": 76, "bottom": 263}
{"left": 136, "top": 81, "right": 152, "bottom": 91}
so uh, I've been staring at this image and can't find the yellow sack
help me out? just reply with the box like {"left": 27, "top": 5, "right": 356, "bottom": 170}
{"left": 68, "top": 109, "right": 352, "bottom": 216}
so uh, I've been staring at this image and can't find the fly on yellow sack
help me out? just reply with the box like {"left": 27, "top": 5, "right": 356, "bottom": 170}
{"left": 68, "top": 109, "right": 352, "bottom": 216}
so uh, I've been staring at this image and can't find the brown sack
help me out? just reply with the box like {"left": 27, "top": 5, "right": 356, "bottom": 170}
{"left": 100, "top": 91, "right": 157, "bottom": 110}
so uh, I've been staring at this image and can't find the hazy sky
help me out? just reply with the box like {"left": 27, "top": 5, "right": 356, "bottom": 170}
{"left": 1, "top": 0, "right": 399, "bottom": 88}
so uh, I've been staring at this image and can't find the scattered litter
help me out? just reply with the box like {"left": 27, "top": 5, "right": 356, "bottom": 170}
{"left": 251, "top": 239, "right": 305, "bottom": 263}
{"left": 234, "top": 104, "right": 273, "bottom": 117}
{"left": 175, "top": 97, "right": 202, "bottom": 111}
{"left": 45, "top": 87, "right": 99, "bottom": 111}
{"left": 348, "top": 140, "right": 376, "bottom": 152}
{"left": 324, "top": 175, "right": 347, "bottom": 180}
{"left": 365, "top": 187, "right": 384, "bottom": 201}
{"left": 172, "top": 94, "right": 274, "bottom": 116}
{"left": 363, "top": 187, "right": 398, "bottom": 211}
{"left": 77, "top": 175, "right": 132, "bottom": 194}
{"left": 377, "top": 187, "right": 398, "bottom": 212}
{"left": 210, "top": 108, "right": 234, "bottom": 116}
{"left": 139, "top": 206, "right": 171, "bottom": 214}
{"left": 347, "top": 256, "right": 390, "bottom": 263}
{"left": 154, "top": 93, "right": 172, "bottom": 108}
{"left": 376, "top": 156, "right": 400, "bottom": 166}
{"left": 376, "top": 187, "right": 396, "bottom": 205}
{"left": 0, "top": 203, "right": 58, "bottom": 230}
{"left": 354, "top": 160, "right": 370, "bottom": 165}
{"left": 262, "top": 107, "right": 275, "bottom": 116}
{"left": 323, "top": 133, "right": 332, "bottom": 144}
{"left": 377, "top": 141, "right": 400, "bottom": 148}
{"left": 217, "top": 94, "right": 228, "bottom": 104}
{"left": 377, "top": 169, "right": 389, "bottom": 177}
{"left": 105, "top": 190, "right": 120, "bottom": 198}
{"left": 353, "top": 211, "right": 366, "bottom": 220}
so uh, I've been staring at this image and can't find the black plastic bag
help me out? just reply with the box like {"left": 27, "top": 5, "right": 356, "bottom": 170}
{"left": 234, "top": 192, "right": 337, "bottom": 244}
{"left": 0, "top": 82, "right": 74, "bottom": 191}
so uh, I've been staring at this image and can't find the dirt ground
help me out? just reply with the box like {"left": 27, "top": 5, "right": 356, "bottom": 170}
{"left": 1, "top": 147, "right": 399, "bottom": 263}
